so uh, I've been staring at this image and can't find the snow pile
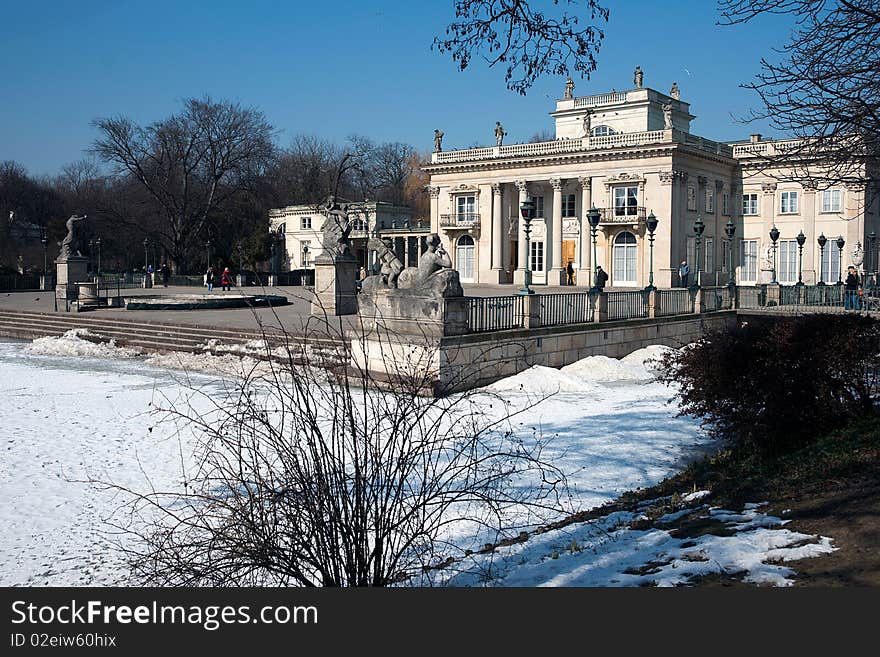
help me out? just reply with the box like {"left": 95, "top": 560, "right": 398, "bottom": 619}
{"left": 25, "top": 329, "right": 141, "bottom": 359}
{"left": 446, "top": 503, "right": 836, "bottom": 587}
{"left": 146, "top": 350, "right": 270, "bottom": 379}
{"left": 561, "top": 354, "right": 655, "bottom": 384}
{"left": 620, "top": 345, "right": 676, "bottom": 375}
{"left": 486, "top": 364, "right": 601, "bottom": 394}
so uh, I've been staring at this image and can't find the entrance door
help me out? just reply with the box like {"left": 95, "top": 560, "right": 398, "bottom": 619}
{"left": 456, "top": 235, "right": 475, "bottom": 283}
{"left": 562, "top": 240, "right": 576, "bottom": 283}
{"left": 612, "top": 231, "right": 638, "bottom": 287}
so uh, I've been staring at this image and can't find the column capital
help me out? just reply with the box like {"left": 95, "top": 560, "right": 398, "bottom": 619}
{"left": 577, "top": 176, "right": 591, "bottom": 190}
{"left": 715, "top": 179, "right": 725, "bottom": 191}
{"left": 659, "top": 170, "right": 674, "bottom": 185}
{"left": 426, "top": 185, "right": 441, "bottom": 198}
{"left": 762, "top": 182, "right": 778, "bottom": 194}
{"left": 515, "top": 179, "right": 529, "bottom": 194}
{"left": 549, "top": 177, "right": 564, "bottom": 191}
{"left": 491, "top": 182, "right": 503, "bottom": 195}
{"left": 802, "top": 180, "right": 817, "bottom": 193}
{"left": 697, "top": 175, "right": 708, "bottom": 187}
{"left": 674, "top": 170, "right": 689, "bottom": 183}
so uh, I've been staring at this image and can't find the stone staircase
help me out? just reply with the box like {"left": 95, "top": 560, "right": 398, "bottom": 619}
{"left": 0, "top": 309, "right": 349, "bottom": 368}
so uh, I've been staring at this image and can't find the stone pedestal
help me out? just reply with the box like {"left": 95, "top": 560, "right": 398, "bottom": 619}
{"left": 311, "top": 255, "right": 358, "bottom": 316}
{"left": 55, "top": 257, "right": 88, "bottom": 302}
{"left": 78, "top": 282, "right": 99, "bottom": 306}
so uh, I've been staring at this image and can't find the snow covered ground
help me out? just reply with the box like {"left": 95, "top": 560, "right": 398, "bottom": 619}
{"left": 0, "top": 333, "right": 834, "bottom": 586}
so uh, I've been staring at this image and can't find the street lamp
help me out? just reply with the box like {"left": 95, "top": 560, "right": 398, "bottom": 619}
{"left": 769, "top": 225, "right": 780, "bottom": 284}
{"left": 302, "top": 243, "right": 310, "bottom": 268}
{"left": 518, "top": 198, "right": 536, "bottom": 295}
{"left": 143, "top": 237, "right": 149, "bottom": 271}
{"left": 40, "top": 226, "right": 48, "bottom": 275}
{"left": 724, "top": 219, "right": 736, "bottom": 287}
{"left": 693, "top": 216, "right": 705, "bottom": 288}
{"left": 206, "top": 240, "right": 212, "bottom": 270}
{"left": 587, "top": 205, "right": 602, "bottom": 291}
{"left": 836, "top": 235, "right": 845, "bottom": 285}
{"left": 868, "top": 231, "right": 876, "bottom": 286}
{"left": 795, "top": 230, "right": 806, "bottom": 285}
{"left": 817, "top": 233, "right": 827, "bottom": 286}
{"left": 645, "top": 210, "right": 658, "bottom": 291}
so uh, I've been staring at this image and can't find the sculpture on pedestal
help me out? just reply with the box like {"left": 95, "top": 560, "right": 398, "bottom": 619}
{"left": 362, "top": 233, "right": 463, "bottom": 298}
{"left": 582, "top": 111, "right": 592, "bottom": 137}
{"left": 58, "top": 214, "right": 87, "bottom": 259}
{"left": 634, "top": 66, "right": 643, "bottom": 89}
{"left": 670, "top": 82, "right": 680, "bottom": 100}
{"left": 319, "top": 195, "right": 353, "bottom": 260}
{"left": 662, "top": 103, "right": 673, "bottom": 130}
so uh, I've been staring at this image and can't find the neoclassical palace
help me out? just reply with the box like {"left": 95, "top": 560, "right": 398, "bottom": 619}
{"left": 422, "top": 79, "right": 878, "bottom": 288}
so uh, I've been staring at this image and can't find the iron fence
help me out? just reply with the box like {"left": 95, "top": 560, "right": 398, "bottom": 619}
{"left": 607, "top": 290, "right": 649, "bottom": 320}
{"left": 0, "top": 274, "right": 41, "bottom": 291}
{"left": 736, "top": 285, "right": 766, "bottom": 309}
{"left": 701, "top": 286, "right": 734, "bottom": 312}
{"left": 537, "top": 292, "right": 595, "bottom": 326}
{"left": 655, "top": 288, "right": 694, "bottom": 317}
{"left": 464, "top": 295, "right": 524, "bottom": 333}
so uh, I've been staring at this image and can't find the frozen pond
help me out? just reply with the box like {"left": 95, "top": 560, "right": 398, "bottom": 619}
{"left": 0, "top": 336, "right": 712, "bottom": 586}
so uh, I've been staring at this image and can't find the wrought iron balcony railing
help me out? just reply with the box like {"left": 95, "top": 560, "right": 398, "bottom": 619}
{"left": 440, "top": 213, "right": 481, "bottom": 229}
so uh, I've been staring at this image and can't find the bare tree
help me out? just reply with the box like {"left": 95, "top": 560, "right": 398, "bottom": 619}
{"left": 433, "top": 0, "right": 609, "bottom": 95}
{"left": 92, "top": 97, "right": 276, "bottom": 273}
{"left": 100, "top": 314, "right": 567, "bottom": 587}
{"left": 718, "top": 0, "right": 880, "bottom": 187}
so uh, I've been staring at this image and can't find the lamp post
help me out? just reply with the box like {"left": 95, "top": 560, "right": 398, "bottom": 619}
{"left": 869, "top": 230, "right": 876, "bottom": 287}
{"left": 302, "top": 243, "right": 310, "bottom": 268}
{"left": 645, "top": 210, "right": 658, "bottom": 291}
{"left": 725, "top": 219, "right": 736, "bottom": 287}
{"left": 693, "top": 216, "right": 705, "bottom": 288}
{"left": 587, "top": 205, "right": 601, "bottom": 290}
{"left": 817, "top": 233, "right": 827, "bottom": 285}
{"left": 518, "top": 198, "right": 536, "bottom": 295}
{"left": 836, "top": 235, "right": 845, "bottom": 285}
{"left": 143, "top": 238, "right": 149, "bottom": 271}
{"left": 206, "top": 240, "right": 212, "bottom": 270}
{"left": 769, "top": 225, "right": 780, "bottom": 284}
{"left": 795, "top": 230, "right": 806, "bottom": 285}
{"left": 95, "top": 237, "right": 101, "bottom": 276}
{"left": 40, "top": 227, "right": 48, "bottom": 275}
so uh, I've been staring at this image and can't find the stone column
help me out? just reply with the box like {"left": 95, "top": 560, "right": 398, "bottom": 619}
{"left": 846, "top": 182, "right": 866, "bottom": 272}
{"left": 550, "top": 177, "right": 565, "bottom": 285}
{"left": 802, "top": 183, "right": 817, "bottom": 283}
{"left": 491, "top": 182, "right": 504, "bottom": 283}
{"left": 514, "top": 180, "right": 529, "bottom": 285}
{"left": 578, "top": 176, "right": 592, "bottom": 287}
{"left": 762, "top": 182, "right": 778, "bottom": 284}
{"left": 428, "top": 185, "right": 440, "bottom": 233}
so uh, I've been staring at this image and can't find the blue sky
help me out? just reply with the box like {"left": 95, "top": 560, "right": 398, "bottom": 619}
{"left": 1, "top": 0, "right": 794, "bottom": 176}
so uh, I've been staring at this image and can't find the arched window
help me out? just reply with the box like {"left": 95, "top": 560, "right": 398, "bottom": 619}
{"left": 591, "top": 125, "right": 617, "bottom": 137}
{"left": 612, "top": 231, "right": 638, "bottom": 286}
{"left": 456, "top": 235, "right": 475, "bottom": 283}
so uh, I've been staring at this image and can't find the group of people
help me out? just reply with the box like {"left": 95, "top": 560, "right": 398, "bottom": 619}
{"left": 204, "top": 266, "right": 234, "bottom": 292}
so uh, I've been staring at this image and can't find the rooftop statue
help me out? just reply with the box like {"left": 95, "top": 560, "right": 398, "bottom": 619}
{"left": 494, "top": 121, "right": 506, "bottom": 146}
{"left": 58, "top": 214, "right": 87, "bottom": 259}
{"left": 634, "top": 65, "right": 643, "bottom": 89}
{"left": 662, "top": 103, "right": 673, "bottom": 130}
{"left": 434, "top": 129, "right": 444, "bottom": 152}
{"left": 670, "top": 81, "right": 680, "bottom": 100}
{"left": 564, "top": 77, "right": 574, "bottom": 99}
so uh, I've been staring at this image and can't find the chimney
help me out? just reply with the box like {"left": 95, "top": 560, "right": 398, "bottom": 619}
{"left": 749, "top": 133, "right": 762, "bottom": 144}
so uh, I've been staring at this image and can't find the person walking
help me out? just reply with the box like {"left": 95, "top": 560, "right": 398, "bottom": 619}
{"left": 566, "top": 260, "right": 575, "bottom": 286}
{"left": 220, "top": 267, "right": 233, "bottom": 292}
{"left": 679, "top": 260, "right": 690, "bottom": 288}
{"left": 160, "top": 262, "right": 170, "bottom": 287}
{"left": 595, "top": 265, "right": 608, "bottom": 290}
{"left": 205, "top": 266, "right": 215, "bottom": 292}
{"left": 844, "top": 266, "right": 860, "bottom": 310}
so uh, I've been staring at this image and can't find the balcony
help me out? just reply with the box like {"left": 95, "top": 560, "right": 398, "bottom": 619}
{"left": 597, "top": 207, "right": 647, "bottom": 224}
{"left": 440, "top": 213, "right": 481, "bottom": 230}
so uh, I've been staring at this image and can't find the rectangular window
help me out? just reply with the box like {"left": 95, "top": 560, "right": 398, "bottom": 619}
{"left": 456, "top": 195, "right": 476, "bottom": 221}
{"left": 300, "top": 216, "right": 312, "bottom": 230}
{"left": 778, "top": 240, "right": 798, "bottom": 283}
{"left": 614, "top": 186, "right": 639, "bottom": 216}
{"left": 780, "top": 191, "right": 799, "bottom": 214}
{"left": 534, "top": 196, "right": 545, "bottom": 218}
{"left": 821, "top": 244, "right": 841, "bottom": 283}
{"left": 742, "top": 194, "right": 759, "bottom": 215}
{"left": 822, "top": 189, "right": 842, "bottom": 213}
{"left": 721, "top": 239, "right": 730, "bottom": 273}
{"left": 530, "top": 241, "right": 544, "bottom": 272}
{"left": 704, "top": 238, "right": 714, "bottom": 274}
{"left": 722, "top": 193, "right": 730, "bottom": 216}
{"left": 300, "top": 240, "right": 311, "bottom": 267}
{"left": 706, "top": 189, "right": 715, "bottom": 214}
{"left": 740, "top": 239, "right": 758, "bottom": 282}
{"left": 686, "top": 237, "right": 695, "bottom": 269}
{"left": 562, "top": 194, "right": 576, "bottom": 218}
{"left": 687, "top": 186, "right": 697, "bottom": 211}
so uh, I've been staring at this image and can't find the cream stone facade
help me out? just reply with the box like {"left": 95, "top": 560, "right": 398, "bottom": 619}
{"left": 423, "top": 84, "right": 879, "bottom": 288}
{"left": 269, "top": 201, "right": 427, "bottom": 273}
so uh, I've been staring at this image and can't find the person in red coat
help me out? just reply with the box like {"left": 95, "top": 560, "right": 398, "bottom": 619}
{"left": 220, "top": 267, "right": 233, "bottom": 291}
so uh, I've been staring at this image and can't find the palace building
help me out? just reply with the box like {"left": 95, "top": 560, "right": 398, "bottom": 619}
{"left": 421, "top": 78, "right": 878, "bottom": 288}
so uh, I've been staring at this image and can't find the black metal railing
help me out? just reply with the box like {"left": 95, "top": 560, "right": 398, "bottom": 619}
{"left": 464, "top": 295, "right": 524, "bottom": 333}
{"left": 655, "top": 288, "right": 694, "bottom": 317}
{"left": 607, "top": 290, "right": 649, "bottom": 320}
{"left": 0, "top": 274, "right": 42, "bottom": 291}
{"left": 538, "top": 292, "right": 595, "bottom": 325}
